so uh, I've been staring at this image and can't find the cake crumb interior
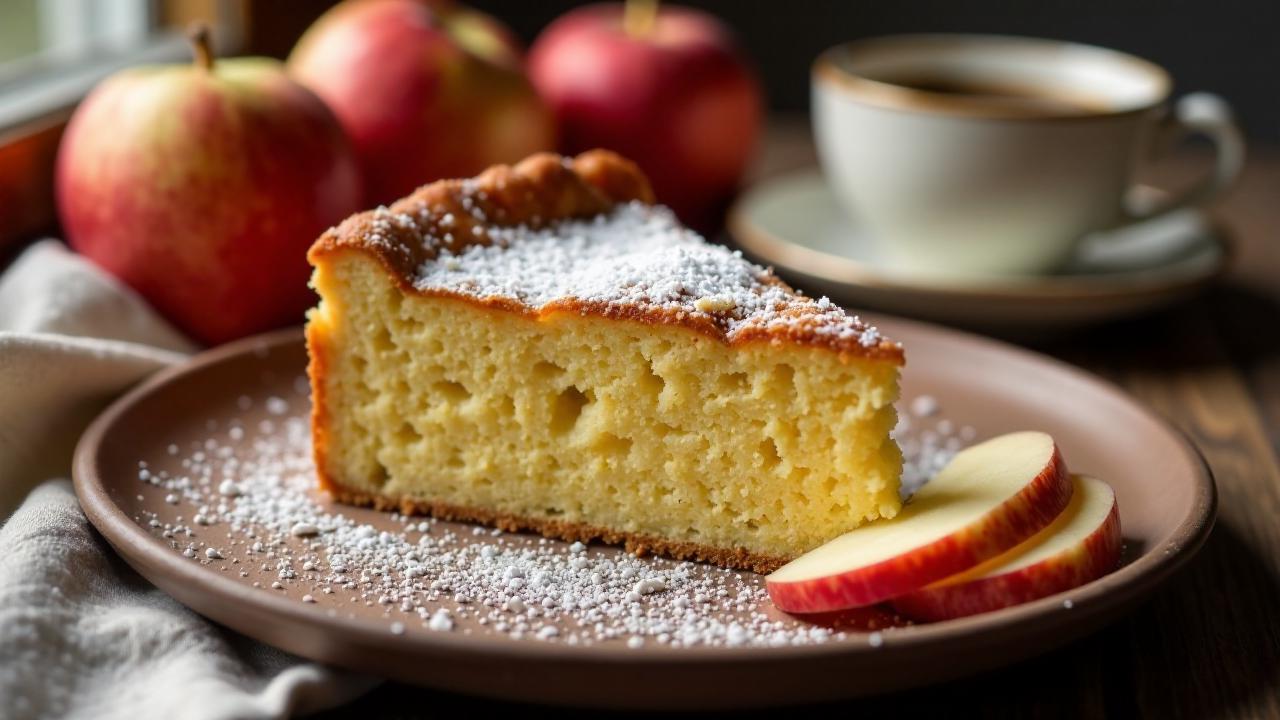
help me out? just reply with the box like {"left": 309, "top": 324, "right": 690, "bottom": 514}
{"left": 309, "top": 252, "right": 902, "bottom": 562}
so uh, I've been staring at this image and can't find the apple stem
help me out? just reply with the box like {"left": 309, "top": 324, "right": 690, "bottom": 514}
{"left": 188, "top": 23, "right": 214, "bottom": 71}
{"left": 623, "top": 0, "right": 659, "bottom": 37}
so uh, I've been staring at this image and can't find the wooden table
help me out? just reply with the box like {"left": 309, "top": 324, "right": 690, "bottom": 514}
{"left": 325, "top": 121, "right": 1280, "bottom": 717}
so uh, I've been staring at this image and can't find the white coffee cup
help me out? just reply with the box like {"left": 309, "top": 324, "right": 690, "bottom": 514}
{"left": 812, "top": 34, "right": 1244, "bottom": 278}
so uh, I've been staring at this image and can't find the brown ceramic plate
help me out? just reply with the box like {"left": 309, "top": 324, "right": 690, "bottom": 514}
{"left": 728, "top": 170, "right": 1232, "bottom": 335}
{"left": 73, "top": 322, "right": 1214, "bottom": 710}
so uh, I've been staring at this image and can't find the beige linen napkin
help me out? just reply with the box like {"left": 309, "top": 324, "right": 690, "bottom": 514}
{"left": 0, "top": 240, "right": 375, "bottom": 720}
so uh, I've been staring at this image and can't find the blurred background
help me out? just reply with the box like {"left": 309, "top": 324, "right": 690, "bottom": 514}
{"left": 1, "top": 0, "right": 1275, "bottom": 250}
{"left": 4, "top": 1, "right": 1274, "bottom": 135}
{"left": 313, "top": 0, "right": 1280, "bottom": 142}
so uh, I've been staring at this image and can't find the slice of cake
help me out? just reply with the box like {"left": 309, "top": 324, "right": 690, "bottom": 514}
{"left": 306, "top": 150, "right": 903, "bottom": 572}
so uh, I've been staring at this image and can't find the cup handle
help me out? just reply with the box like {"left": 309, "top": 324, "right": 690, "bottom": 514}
{"left": 1122, "top": 92, "right": 1245, "bottom": 223}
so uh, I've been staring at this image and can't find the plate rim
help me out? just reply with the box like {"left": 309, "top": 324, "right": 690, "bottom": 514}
{"left": 72, "top": 324, "right": 1217, "bottom": 669}
{"left": 728, "top": 169, "right": 1234, "bottom": 303}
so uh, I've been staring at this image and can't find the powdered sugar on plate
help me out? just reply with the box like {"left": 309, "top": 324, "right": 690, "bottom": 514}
{"left": 130, "top": 386, "right": 926, "bottom": 649}
{"left": 894, "top": 394, "right": 976, "bottom": 498}
{"left": 128, "top": 379, "right": 972, "bottom": 649}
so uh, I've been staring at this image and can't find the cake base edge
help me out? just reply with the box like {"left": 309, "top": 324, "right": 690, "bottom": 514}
{"left": 324, "top": 484, "right": 792, "bottom": 575}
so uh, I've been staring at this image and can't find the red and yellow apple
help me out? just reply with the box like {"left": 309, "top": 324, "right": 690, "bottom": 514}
{"left": 56, "top": 28, "right": 362, "bottom": 346}
{"left": 529, "top": 1, "right": 762, "bottom": 230}
{"left": 766, "top": 432, "right": 1073, "bottom": 613}
{"left": 288, "top": 0, "right": 556, "bottom": 206}
{"left": 891, "top": 475, "right": 1122, "bottom": 621}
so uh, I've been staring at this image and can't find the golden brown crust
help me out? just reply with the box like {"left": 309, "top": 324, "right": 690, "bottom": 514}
{"left": 305, "top": 318, "right": 336, "bottom": 504}
{"left": 327, "top": 484, "right": 790, "bottom": 574}
{"left": 307, "top": 150, "right": 653, "bottom": 282}
{"left": 307, "top": 150, "right": 903, "bottom": 363}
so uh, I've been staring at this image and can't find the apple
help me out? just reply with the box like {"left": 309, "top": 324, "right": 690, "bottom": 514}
{"left": 891, "top": 475, "right": 1122, "bottom": 621}
{"left": 766, "top": 431, "right": 1073, "bottom": 614}
{"left": 288, "top": 0, "right": 556, "bottom": 206}
{"left": 56, "top": 27, "right": 362, "bottom": 346}
{"left": 529, "top": 1, "right": 762, "bottom": 230}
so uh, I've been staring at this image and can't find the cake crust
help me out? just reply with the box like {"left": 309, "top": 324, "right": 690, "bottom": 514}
{"left": 308, "top": 150, "right": 902, "bottom": 362}
{"left": 327, "top": 485, "right": 790, "bottom": 574}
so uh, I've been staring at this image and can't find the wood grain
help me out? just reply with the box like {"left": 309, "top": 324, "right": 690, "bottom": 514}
{"left": 1050, "top": 301, "right": 1280, "bottom": 719}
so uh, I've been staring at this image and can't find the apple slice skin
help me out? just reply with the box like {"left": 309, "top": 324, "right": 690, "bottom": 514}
{"left": 766, "top": 442, "right": 1072, "bottom": 614}
{"left": 890, "top": 487, "right": 1121, "bottom": 622}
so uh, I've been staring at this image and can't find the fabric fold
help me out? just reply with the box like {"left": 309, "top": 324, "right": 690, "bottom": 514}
{"left": 0, "top": 241, "right": 374, "bottom": 719}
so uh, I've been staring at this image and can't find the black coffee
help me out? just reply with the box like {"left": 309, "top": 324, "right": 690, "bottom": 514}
{"left": 886, "top": 74, "right": 1112, "bottom": 114}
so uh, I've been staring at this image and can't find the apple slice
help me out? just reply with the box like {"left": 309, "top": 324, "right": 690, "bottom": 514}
{"left": 890, "top": 474, "right": 1121, "bottom": 621}
{"left": 767, "top": 431, "right": 1072, "bottom": 613}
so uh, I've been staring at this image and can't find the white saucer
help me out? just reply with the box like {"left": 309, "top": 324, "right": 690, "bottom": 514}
{"left": 727, "top": 170, "right": 1231, "bottom": 333}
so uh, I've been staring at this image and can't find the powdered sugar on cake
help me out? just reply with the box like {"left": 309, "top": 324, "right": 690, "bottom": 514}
{"left": 409, "top": 202, "right": 890, "bottom": 350}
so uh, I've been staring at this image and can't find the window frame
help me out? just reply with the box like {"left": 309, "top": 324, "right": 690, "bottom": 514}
{"left": 0, "top": 1, "right": 246, "bottom": 249}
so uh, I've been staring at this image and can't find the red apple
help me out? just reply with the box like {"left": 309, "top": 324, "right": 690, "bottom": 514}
{"left": 891, "top": 475, "right": 1122, "bottom": 621}
{"left": 529, "top": 2, "right": 762, "bottom": 230}
{"left": 767, "top": 432, "right": 1073, "bottom": 614}
{"left": 288, "top": 0, "right": 556, "bottom": 206}
{"left": 56, "top": 28, "right": 362, "bottom": 346}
